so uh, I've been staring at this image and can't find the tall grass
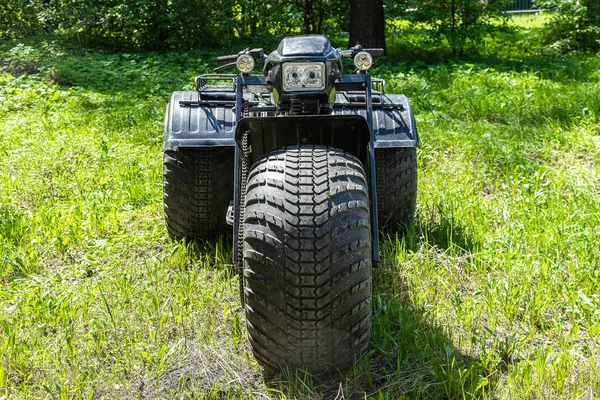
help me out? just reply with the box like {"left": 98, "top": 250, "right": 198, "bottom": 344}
{"left": 1, "top": 15, "right": 599, "bottom": 398}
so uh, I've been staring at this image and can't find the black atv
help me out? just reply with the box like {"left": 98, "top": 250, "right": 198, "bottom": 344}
{"left": 163, "top": 35, "right": 418, "bottom": 373}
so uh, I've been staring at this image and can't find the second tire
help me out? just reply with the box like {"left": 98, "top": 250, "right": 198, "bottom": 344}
{"left": 375, "top": 147, "right": 418, "bottom": 230}
{"left": 163, "top": 146, "right": 234, "bottom": 240}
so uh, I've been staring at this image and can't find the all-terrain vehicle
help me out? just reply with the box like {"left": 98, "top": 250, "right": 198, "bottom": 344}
{"left": 163, "top": 35, "right": 418, "bottom": 373}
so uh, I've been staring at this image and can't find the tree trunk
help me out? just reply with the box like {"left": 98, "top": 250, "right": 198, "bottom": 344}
{"left": 151, "top": 0, "right": 169, "bottom": 50}
{"left": 349, "top": 0, "right": 386, "bottom": 52}
{"left": 588, "top": 0, "right": 600, "bottom": 25}
{"left": 303, "top": 0, "right": 315, "bottom": 33}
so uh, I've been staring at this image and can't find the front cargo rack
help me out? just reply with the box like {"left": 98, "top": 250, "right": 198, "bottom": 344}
{"left": 195, "top": 74, "right": 236, "bottom": 92}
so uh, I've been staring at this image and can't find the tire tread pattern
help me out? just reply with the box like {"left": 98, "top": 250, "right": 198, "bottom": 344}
{"left": 163, "top": 147, "right": 234, "bottom": 240}
{"left": 243, "top": 145, "right": 372, "bottom": 373}
{"left": 375, "top": 147, "right": 417, "bottom": 230}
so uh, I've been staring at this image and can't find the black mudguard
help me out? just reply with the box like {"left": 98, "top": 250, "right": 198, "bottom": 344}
{"left": 234, "top": 114, "right": 370, "bottom": 165}
{"left": 163, "top": 91, "right": 419, "bottom": 150}
{"left": 163, "top": 91, "right": 236, "bottom": 148}
{"left": 334, "top": 94, "right": 419, "bottom": 148}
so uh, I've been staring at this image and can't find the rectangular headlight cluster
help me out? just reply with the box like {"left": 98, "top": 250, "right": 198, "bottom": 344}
{"left": 282, "top": 62, "right": 325, "bottom": 92}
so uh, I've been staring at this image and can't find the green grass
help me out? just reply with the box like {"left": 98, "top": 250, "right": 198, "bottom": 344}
{"left": 1, "top": 14, "right": 600, "bottom": 398}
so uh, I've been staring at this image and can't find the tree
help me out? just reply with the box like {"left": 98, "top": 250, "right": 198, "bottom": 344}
{"left": 349, "top": 0, "right": 386, "bottom": 51}
{"left": 587, "top": 0, "right": 600, "bottom": 24}
{"left": 412, "top": 0, "right": 506, "bottom": 56}
{"left": 0, "top": 0, "right": 43, "bottom": 39}
{"left": 295, "top": 0, "right": 348, "bottom": 34}
{"left": 301, "top": 0, "right": 316, "bottom": 33}
{"left": 536, "top": 0, "right": 600, "bottom": 51}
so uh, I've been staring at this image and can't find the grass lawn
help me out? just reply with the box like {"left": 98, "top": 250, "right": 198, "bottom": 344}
{"left": 1, "top": 15, "right": 599, "bottom": 399}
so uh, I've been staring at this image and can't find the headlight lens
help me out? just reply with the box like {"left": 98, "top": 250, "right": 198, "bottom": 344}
{"left": 354, "top": 51, "right": 373, "bottom": 71}
{"left": 236, "top": 54, "right": 255, "bottom": 74}
{"left": 282, "top": 62, "right": 325, "bottom": 91}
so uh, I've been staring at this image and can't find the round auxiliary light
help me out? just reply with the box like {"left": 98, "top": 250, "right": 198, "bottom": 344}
{"left": 354, "top": 51, "right": 373, "bottom": 71}
{"left": 236, "top": 54, "right": 255, "bottom": 74}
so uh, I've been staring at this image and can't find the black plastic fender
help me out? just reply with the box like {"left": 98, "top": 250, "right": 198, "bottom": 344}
{"left": 164, "top": 91, "right": 236, "bottom": 148}
{"left": 234, "top": 114, "right": 370, "bottom": 165}
{"left": 333, "top": 93, "right": 419, "bottom": 148}
{"left": 164, "top": 91, "right": 419, "bottom": 149}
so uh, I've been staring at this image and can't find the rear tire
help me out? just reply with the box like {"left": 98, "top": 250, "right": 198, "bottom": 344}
{"left": 163, "top": 147, "right": 234, "bottom": 240}
{"left": 243, "top": 146, "right": 372, "bottom": 373}
{"left": 375, "top": 147, "right": 417, "bottom": 230}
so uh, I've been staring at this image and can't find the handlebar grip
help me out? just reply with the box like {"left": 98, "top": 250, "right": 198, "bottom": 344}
{"left": 217, "top": 54, "right": 238, "bottom": 64}
{"left": 363, "top": 48, "right": 384, "bottom": 56}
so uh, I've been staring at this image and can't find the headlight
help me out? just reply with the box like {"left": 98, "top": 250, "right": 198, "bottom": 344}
{"left": 354, "top": 51, "right": 373, "bottom": 71}
{"left": 282, "top": 63, "right": 325, "bottom": 92}
{"left": 236, "top": 54, "right": 255, "bottom": 74}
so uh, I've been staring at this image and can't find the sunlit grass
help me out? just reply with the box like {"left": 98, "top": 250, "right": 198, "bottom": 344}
{"left": 1, "top": 14, "right": 599, "bottom": 399}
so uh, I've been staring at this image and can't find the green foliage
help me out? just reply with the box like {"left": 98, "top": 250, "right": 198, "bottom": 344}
{"left": 232, "top": 0, "right": 349, "bottom": 38}
{"left": 384, "top": 0, "right": 510, "bottom": 57}
{"left": 535, "top": 0, "right": 600, "bottom": 51}
{"left": 0, "top": 0, "right": 43, "bottom": 39}
{"left": 44, "top": 0, "right": 242, "bottom": 50}
{"left": 0, "top": 0, "right": 350, "bottom": 50}
{"left": 410, "top": 0, "right": 509, "bottom": 56}
{"left": 0, "top": 0, "right": 508, "bottom": 54}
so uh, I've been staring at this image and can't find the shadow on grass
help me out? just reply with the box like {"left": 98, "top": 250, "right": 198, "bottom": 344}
{"left": 259, "top": 219, "right": 486, "bottom": 399}
{"left": 163, "top": 215, "right": 486, "bottom": 398}
{"left": 262, "top": 305, "right": 486, "bottom": 399}
{"left": 409, "top": 209, "right": 480, "bottom": 255}
{"left": 5, "top": 27, "right": 597, "bottom": 102}
{"left": 383, "top": 22, "right": 598, "bottom": 82}
{"left": 179, "top": 236, "right": 236, "bottom": 276}
{"left": 261, "top": 291, "right": 486, "bottom": 398}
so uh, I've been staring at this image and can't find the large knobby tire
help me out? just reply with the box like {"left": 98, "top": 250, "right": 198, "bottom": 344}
{"left": 163, "top": 147, "right": 234, "bottom": 240}
{"left": 242, "top": 146, "right": 372, "bottom": 373}
{"left": 375, "top": 147, "right": 418, "bottom": 231}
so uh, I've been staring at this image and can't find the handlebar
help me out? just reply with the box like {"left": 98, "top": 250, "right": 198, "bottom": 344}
{"left": 340, "top": 47, "right": 385, "bottom": 58}
{"left": 217, "top": 54, "right": 238, "bottom": 65}
{"left": 363, "top": 48, "right": 384, "bottom": 57}
{"left": 217, "top": 48, "right": 265, "bottom": 65}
